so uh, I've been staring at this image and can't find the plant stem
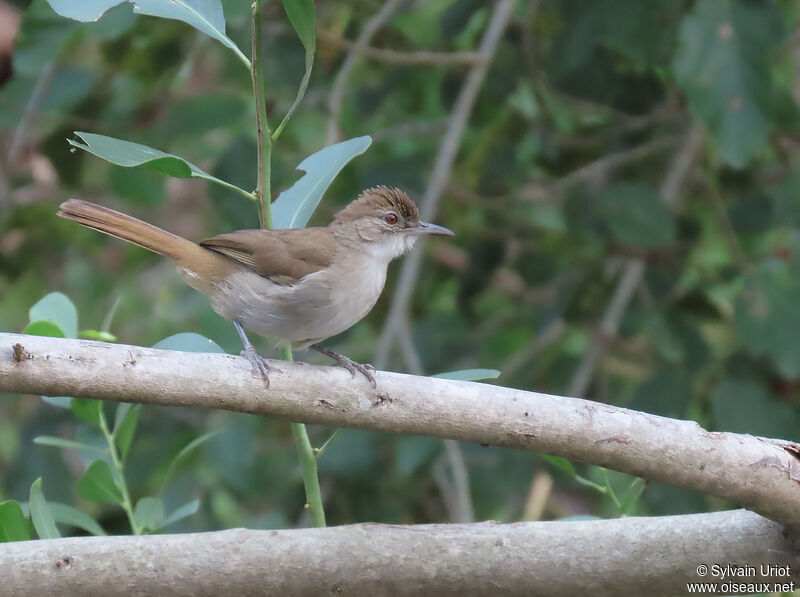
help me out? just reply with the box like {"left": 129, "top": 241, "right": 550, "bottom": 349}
{"left": 203, "top": 174, "right": 259, "bottom": 203}
{"left": 283, "top": 346, "right": 327, "bottom": 528}
{"left": 98, "top": 410, "right": 141, "bottom": 535}
{"left": 251, "top": 0, "right": 272, "bottom": 229}
{"left": 314, "top": 428, "right": 343, "bottom": 461}
{"left": 251, "top": 0, "right": 325, "bottom": 527}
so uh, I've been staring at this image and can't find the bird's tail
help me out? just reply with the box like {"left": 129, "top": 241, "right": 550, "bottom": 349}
{"left": 58, "top": 199, "right": 201, "bottom": 264}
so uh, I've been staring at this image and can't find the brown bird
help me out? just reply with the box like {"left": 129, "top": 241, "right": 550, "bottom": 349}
{"left": 58, "top": 187, "right": 453, "bottom": 387}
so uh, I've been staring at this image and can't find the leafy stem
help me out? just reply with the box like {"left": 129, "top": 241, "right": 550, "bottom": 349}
{"left": 97, "top": 409, "right": 141, "bottom": 535}
{"left": 251, "top": 0, "right": 325, "bottom": 527}
{"left": 251, "top": 0, "right": 272, "bottom": 229}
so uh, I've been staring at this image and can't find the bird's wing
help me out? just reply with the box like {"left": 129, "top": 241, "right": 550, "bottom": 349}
{"left": 200, "top": 228, "right": 336, "bottom": 286}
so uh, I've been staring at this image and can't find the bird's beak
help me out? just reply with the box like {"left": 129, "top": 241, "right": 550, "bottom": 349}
{"left": 412, "top": 221, "right": 455, "bottom": 237}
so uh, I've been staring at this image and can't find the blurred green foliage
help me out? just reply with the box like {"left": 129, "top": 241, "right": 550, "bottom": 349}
{"left": 1, "top": 0, "right": 800, "bottom": 538}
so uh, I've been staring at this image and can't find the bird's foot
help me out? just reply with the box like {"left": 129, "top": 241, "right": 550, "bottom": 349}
{"left": 309, "top": 344, "right": 377, "bottom": 387}
{"left": 336, "top": 356, "right": 377, "bottom": 388}
{"left": 240, "top": 345, "right": 271, "bottom": 388}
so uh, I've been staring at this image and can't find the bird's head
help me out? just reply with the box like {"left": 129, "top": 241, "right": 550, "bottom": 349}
{"left": 332, "top": 186, "right": 453, "bottom": 260}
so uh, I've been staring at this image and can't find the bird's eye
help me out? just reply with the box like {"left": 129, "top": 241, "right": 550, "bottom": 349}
{"left": 384, "top": 213, "right": 399, "bottom": 225}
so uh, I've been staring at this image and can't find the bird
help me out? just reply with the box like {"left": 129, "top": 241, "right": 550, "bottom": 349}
{"left": 58, "top": 186, "right": 453, "bottom": 387}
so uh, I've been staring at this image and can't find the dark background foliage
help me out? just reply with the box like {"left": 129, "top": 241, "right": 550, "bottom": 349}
{"left": 1, "top": 0, "right": 799, "bottom": 534}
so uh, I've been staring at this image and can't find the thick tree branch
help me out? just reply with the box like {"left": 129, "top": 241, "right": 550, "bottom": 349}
{"left": 2, "top": 333, "right": 800, "bottom": 527}
{"left": 1, "top": 510, "right": 798, "bottom": 596}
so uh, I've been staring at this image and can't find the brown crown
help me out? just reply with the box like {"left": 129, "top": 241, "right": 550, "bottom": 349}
{"left": 334, "top": 186, "right": 420, "bottom": 225}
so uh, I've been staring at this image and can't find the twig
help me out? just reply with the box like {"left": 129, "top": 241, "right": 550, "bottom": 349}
{"left": 324, "top": 0, "right": 406, "bottom": 145}
{"left": 703, "top": 176, "right": 750, "bottom": 272}
{"left": 567, "top": 124, "right": 706, "bottom": 398}
{"left": 3, "top": 332, "right": 800, "bottom": 526}
{"left": 521, "top": 134, "right": 682, "bottom": 203}
{"left": 317, "top": 27, "right": 484, "bottom": 66}
{"left": 97, "top": 408, "right": 141, "bottom": 535}
{"left": 375, "top": 0, "right": 517, "bottom": 369}
{"left": 370, "top": 118, "right": 449, "bottom": 143}
{"left": 567, "top": 260, "right": 645, "bottom": 397}
{"left": 8, "top": 60, "right": 57, "bottom": 164}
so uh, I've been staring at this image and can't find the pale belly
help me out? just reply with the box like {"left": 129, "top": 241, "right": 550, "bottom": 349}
{"left": 197, "top": 259, "right": 388, "bottom": 349}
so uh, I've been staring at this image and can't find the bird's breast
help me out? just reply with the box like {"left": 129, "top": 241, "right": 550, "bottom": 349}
{"left": 204, "top": 256, "right": 389, "bottom": 346}
{"left": 326, "top": 256, "right": 388, "bottom": 323}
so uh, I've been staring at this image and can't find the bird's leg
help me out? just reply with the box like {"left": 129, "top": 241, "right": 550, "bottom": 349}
{"left": 309, "top": 344, "right": 376, "bottom": 387}
{"left": 234, "top": 321, "right": 271, "bottom": 387}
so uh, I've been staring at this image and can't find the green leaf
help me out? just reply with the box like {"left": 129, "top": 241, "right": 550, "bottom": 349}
{"left": 281, "top": 0, "right": 315, "bottom": 53}
{"left": 22, "top": 320, "right": 65, "bottom": 338}
{"left": 133, "top": 1, "right": 249, "bottom": 67}
{"left": 710, "top": 378, "right": 800, "bottom": 440}
{"left": 78, "top": 329, "right": 117, "bottom": 342}
{"left": 71, "top": 398, "right": 103, "bottom": 426}
{"left": 29, "top": 478, "right": 60, "bottom": 539}
{"left": 41, "top": 396, "right": 73, "bottom": 409}
{"left": 152, "top": 333, "right": 224, "bottom": 353}
{"left": 0, "top": 501, "right": 31, "bottom": 542}
{"left": 272, "top": 136, "right": 372, "bottom": 229}
{"left": 113, "top": 403, "right": 133, "bottom": 432}
{"left": 163, "top": 499, "right": 200, "bottom": 528}
{"left": 161, "top": 430, "right": 221, "bottom": 492}
{"left": 48, "top": 502, "right": 106, "bottom": 536}
{"left": 47, "top": 0, "right": 124, "bottom": 21}
{"left": 541, "top": 454, "right": 578, "bottom": 477}
{"left": 29, "top": 292, "right": 78, "bottom": 338}
{"left": 46, "top": 0, "right": 250, "bottom": 68}
{"left": 620, "top": 478, "right": 647, "bottom": 515}
{"left": 78, "top": 460, "right": 124, "bottom": 504}
{"left": 134, "top": 497, "right": 164, "bottom": 532}
{"left": 69, "top": 132, "right": 253, "bottom": 200}
{"left": 598, "top": 182, "right": 676, "bottom": 248}
{"left": 431, "top": 369, "right": 501, "bottom": 382}
{"left": 673, "top": 0, "right": 784, "bottom": 167}
{"left": 113, "top": 404, "right": 142, "bottom": 461}
{"left": 34, "top": 435, "right": 108, "bottom": 454}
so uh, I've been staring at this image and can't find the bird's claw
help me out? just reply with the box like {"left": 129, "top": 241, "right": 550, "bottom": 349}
{"left": 337, "top": 357, "right": 377, "bottom": 388}
{"left": 240, "top": 347, "right": 271, "bottom": 388}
